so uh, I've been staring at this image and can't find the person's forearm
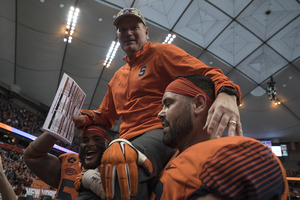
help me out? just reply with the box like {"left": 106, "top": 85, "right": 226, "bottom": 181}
{"left": 23, "top": 132, "right": 58, "bottom": 158}
{"left": 0, "top": 172, "right": 16, "bottom": 200}
{"left": 23, "top": 132, "right": 61, "bottom": 188}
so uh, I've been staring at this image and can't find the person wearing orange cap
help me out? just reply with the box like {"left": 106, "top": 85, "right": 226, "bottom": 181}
{"left": 74, "top": 7, "right": 243, "bottom": 200}
{"left": 150, "top": 74, "right": 288, "bottom": 200}
{"left": 23, "top": 125, "right": 114, "bottom": 200}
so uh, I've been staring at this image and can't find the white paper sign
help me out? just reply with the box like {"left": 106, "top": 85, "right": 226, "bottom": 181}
{"left": 42, "top": 73, "right": 86, "bottom": 144}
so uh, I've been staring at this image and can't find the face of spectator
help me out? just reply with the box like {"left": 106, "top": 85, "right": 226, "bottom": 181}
{"left": 158, "top": 92, "right": 194, "bottom": 149}
{"left": 117, "top": 16, "right": 149, "bottom": 59}
{"left": 79, "top": 135, "right": 109, "bottom": 169}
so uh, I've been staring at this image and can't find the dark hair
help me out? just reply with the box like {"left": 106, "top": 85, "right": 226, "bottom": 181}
{"left": 175, "top": 74, "right": 215, "bottom": 101}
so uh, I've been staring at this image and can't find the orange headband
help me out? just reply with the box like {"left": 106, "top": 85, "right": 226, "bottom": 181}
{"left": 165, "top": 77, "right": 213, "bottom": 107}
{"left": 81, "top": 126, "right": 111, "bottom": 142}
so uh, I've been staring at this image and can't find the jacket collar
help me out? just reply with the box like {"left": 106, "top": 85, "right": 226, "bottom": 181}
{"left": 123, "top": 41, "right": 152, "bottom": 65}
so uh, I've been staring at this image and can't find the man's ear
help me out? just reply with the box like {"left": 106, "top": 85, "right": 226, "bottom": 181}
{"left": 145, "top": 27, "right": 149, "bottom": 37}
{"left": 194, "top": 94, "right": 206, "bottom": 114}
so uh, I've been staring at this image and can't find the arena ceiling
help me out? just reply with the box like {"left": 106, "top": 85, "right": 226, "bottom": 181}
{"left": 0, "top": 0, "right": 300, "bottom": 142}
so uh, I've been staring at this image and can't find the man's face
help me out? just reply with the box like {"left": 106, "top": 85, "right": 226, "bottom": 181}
{"left": 117, "top": 16, "right": 149, "bottom": 59}
{"left": 79, "top": 135, "right": 109, "bottom": 169}
{"left": 158, "top": 92, "right": 193, "bottom": 149}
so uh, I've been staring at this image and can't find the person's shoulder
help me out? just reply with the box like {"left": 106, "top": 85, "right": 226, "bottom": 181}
{"left": 196, "top": 137, "right": 287, "bottom": 200}
{"left": 185, "top": 136, "right": 264, "bottom": 158}
{"left": 151, "top": 42, "right": 178, "bottom": 50}
{"left": 151, "top": 42, "right": 186, "bottom": 56}
{"left": 202, "top": 136, "right": 259, "bottom": 146}
{"left": 58, "top": 152, "right": 79, "bottom": 161}
{"left": 58, "top": 152, "right": 79, "bottom": 157}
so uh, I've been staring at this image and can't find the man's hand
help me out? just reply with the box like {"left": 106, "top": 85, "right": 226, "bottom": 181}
{"left": 100, "top": 139, "right": 153, "bottom": 200}
{"left": 203, "top": 92, "right": 243, "bottom": 138}
{"left": 82, "top": 168, "right": 106, "bottom": 199}
{"left": 73, "top": 109, "right": 102, "bottom": 128}
{"left": 73, "top": 113, "right": 86, "bottom": 128}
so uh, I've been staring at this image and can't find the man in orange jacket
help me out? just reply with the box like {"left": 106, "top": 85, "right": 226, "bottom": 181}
{"left": 74, "top": 8, "right": 243, "bottom": 200}
{"left": 151, "top": 74, "right": 288, "bottom": 200}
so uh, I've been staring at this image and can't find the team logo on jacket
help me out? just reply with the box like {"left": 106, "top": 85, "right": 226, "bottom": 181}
{"left": 65, "top": 168, "right": 77, "bottom": 175}
{"left": 68, "top": 157, "right": 77, "bottom": 163}
{"left": 138, "top": 65, "right": 147, "bottom": 77}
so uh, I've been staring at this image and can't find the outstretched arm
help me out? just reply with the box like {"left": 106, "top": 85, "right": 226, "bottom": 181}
{"left": 0, "top": 158, "right": 16, "bottom": 200}
{"left": 73, "top": 81, "right": 121, "bottom": 131}
{"left": 23, "top": 132, "right": 61, "bottom": 188}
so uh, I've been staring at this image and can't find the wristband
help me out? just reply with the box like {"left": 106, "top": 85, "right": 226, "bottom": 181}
{"left": 217, "top": 86, "right": 238, "bottom": 101}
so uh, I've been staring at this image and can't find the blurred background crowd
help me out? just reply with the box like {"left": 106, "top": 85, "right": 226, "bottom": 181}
{"left": 0, "top": 92, "right": 80, "bottom": 153}
{"left": 0, "top": 148, "right": 52, "bottom": 197}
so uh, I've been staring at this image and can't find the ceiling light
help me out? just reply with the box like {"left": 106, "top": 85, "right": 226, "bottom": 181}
{"left": 267, "top": 76, "right": 276, "bottom": 101}
{"left": 274, "top": 100, "right": 281, "bottom": 106}
{"left": 64, "top": 6, "right": 80, "bottom": 43}
{"left": 103, "top": 41, "right": 120, "bottom": 68}
{"left": 267, "top": 76, "right": 281, "bottom": 105}
{"left": 163, "top": 33, "right": 176, "bottom": 44}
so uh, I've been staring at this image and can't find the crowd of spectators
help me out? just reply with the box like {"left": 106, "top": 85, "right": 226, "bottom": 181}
{"left": 287, "top": 169, "right": 300, "bottom": 177}
{"left": 0, "top": 147, "right": 54, "bottom": 199}
{"left": 0, "top": 93, "right": 46, "bottom": 136}
{"left": 0, "top": 92, "right": 80, "bottom": 152}
{"left": 1, "top": 148, "right": 34, "bottom": 188}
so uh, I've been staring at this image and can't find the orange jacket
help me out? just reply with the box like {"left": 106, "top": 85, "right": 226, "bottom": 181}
{"left": 150, "top": 136, "right": 288, "bottom": 200}
{"left": 83, "top": 42, "right": 241, "bottom": 139}
{"left": 53, "top": 153, "right": 81, "bottom": 200}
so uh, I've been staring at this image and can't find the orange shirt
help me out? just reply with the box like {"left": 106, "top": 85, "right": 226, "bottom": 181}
{"left": 151, "top": 136, "right": 288, "bottom": 200}
{"left": 53, "top": 153, "right": 81, "bottom": 200}
{"left": 84, "top": 42, "right": 241, "bottom": 140}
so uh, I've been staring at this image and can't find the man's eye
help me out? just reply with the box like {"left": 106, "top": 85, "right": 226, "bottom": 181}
{"left": 81, "top": 139, "right": 88, "bottom": 144}
{"left": 165, "top": 103, "right": 171, "bottom": 108}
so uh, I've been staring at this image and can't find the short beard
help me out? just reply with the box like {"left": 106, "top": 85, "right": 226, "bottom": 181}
{"left": 163, "top": 101, "right": 193, "bottom": 149}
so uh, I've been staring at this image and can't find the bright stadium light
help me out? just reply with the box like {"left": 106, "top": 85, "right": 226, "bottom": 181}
{"left": 163, "top": 33, "right": 176, "bottom": 44}
{"left": 103, "top": 41, "right": 120, "bottom": 68}
{"left": 64, "top": 6, "right": 80, "bottom": 43}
